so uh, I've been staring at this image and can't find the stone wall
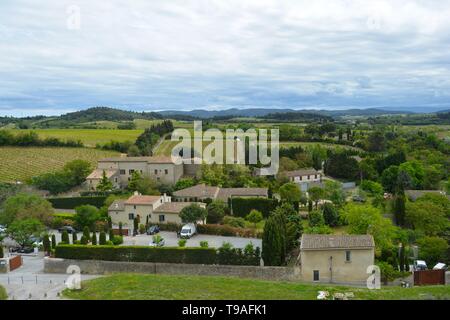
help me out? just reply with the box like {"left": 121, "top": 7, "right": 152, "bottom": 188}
{"left": 44, "top": 257, "right": 302, "bottom": 281}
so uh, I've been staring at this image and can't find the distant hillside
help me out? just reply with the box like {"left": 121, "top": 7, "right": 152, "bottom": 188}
{"left": 59, "top": 107, "right": 162, "bottom": 122}
{"left": 159, "top": 107, "right": 415, "bottom": 119}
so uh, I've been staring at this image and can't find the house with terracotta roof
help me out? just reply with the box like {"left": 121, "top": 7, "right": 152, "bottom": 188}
{"left": 86, "top": 155, "right": 185, "bottom": 190}
{"left": 299, "top": 234, "right": 375, "bottom": 285}
{"left": 172, "top": 183, "right": 268, "bottom": 202}
{"left": 108, "top": 193, "right": 204, "bottom": 232}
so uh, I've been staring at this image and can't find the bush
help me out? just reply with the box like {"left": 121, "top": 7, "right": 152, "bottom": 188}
{"left": 91, "top": 232, "right": 97, "bottom": 245}
{"left": 196, "top": 224, "right": 262, "bottom": 238}
{"left": 199, "top": 241, "right": 209, "bottom": 248}
{"left": 47, "top": 196, "right": 107, "bottom": 209}
{"left": 139, "top": 224, "right": 146, "bottom": 235}
{"left": 0, "top": 246, "right": 3, "bottom": 259}
{"left": 99, "top": 232, "right": 106, "bottom": 245}
{"left": 80, "top": 235, "right": 89, "bottom": 245}
{"left": 82, "top": 226, "right": 91, "bottom": 241}
{"left": 178, "top": 239, "right": 187, "bottom": 247}
{"left": 61, "top": 230, "right": 70, "bottom": 244}
{"left": 217, "top": 242, "right": 260, "bottom": 266}
{"left": 155, "top": 222, "right": 182, "bottom": 232}
{"left": 111, "top": 235, "right": 123, "bottom": 246}
{"left": 308, "top": 210, "right": 324, "bottom": 227}
{"left": 55, "top": 245, "right": 218, "bottom": 264}
{"left": 230, "top": 198, "right": 279, "bottom": 218}
{"left": 43, "top": 234, "right": 51, "bottom": 254}
{"left": 223, "top": 216, "right": 246, "bottom": 228}
{"left": 51, "top": 234, "right": 57, "bottom": 249}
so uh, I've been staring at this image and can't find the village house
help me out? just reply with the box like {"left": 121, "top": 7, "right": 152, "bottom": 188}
{"left": 284, "top": 168, "right": 322, "bottom": 183}
{"left": 108, "top": 193, "right": 205, "bottom": 232}
{"left": 172, "top": 183, "right": 269, "bottom": 202}
{"left": 86, "top": 155, "right": 192, "bottom": 190}
{"left": 299, "top": 234, "right": 375, "bottom": 286}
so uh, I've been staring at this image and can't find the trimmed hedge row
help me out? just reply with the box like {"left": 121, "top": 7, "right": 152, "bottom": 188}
{"left": 230, "top": 197, "right": 279, "bottom": 218}
{"left": 55, "top": 245, "right": 217, "bottom": 265}
{"left": 197, "top": 224, "right": 262, "bottom": 239}
{"left": 48, "top": 196, "right": 107, "bottom": 209}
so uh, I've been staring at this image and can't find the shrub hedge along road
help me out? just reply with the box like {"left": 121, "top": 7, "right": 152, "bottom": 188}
{"left": 48, "top": 196, "right": 107, "bottom": 209}
{"left": 56, "top": 245, "right": 218, "bottom": 265}
{"left": 55, "top": 244, "right": 260, "bottom": 266}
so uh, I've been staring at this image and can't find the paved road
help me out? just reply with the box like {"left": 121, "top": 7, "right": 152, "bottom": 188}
{"left": 0, "top": 255, "right": 99, "bottom": 300}
{"left": 123, "top": 231, "right": 262, "bottom": 249}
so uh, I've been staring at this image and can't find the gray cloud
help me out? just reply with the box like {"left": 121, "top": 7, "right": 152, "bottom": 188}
{"left": 1, "top": 0, "right": 450, "bottom": 116}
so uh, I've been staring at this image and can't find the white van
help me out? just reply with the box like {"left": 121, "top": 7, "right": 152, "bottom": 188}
{"left": 180, "top": 223, "right": 196, "bottom": 239}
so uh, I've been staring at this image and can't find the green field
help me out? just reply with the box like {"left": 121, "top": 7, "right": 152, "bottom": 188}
{"left": 0, "top": 285, "right": 7, "bottom": 300}
{"left": 10, "top": 129, "right": 143, "bottom": 147}
{"left": 63, "top": 273, "right": 450, "bottom": 300}
{"left": 0, "top": 147, "right": 120, "bottom": 183}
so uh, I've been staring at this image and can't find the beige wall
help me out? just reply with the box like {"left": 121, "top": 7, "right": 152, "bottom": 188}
{"left": 147, "top": 163, "right": 183, "bottom": 184}
{"left": 291, "top": 174, "right": 321, "bottom": 183}
{"left": 300, "top": 248, "right": 374, "bottom": 285}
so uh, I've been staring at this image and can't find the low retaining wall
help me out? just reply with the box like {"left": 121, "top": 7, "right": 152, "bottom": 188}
{"left": 44, "top": 257, "right": 301, "bottom": 281}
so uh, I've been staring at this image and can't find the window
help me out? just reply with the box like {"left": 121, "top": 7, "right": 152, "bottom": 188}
{"left": 114, "top": 178, "right": 118, "bottom": 183}
{"left": 345, "top": 251, "right": 351, "bottom": 262}
{"left": 313, "top": 270, "right": 320, "bottom": 281}
{"left": 133, "top": 205, "right": 136, "bottom": 210}
{"left": 164, "top": 169, "right": 168, "bottom": 175}
{"left": 120, "top": 169, "right": 125, "bottom": 175}
{"left": 315, "top": 174, "right": 318, "bottom": 179}
{"left": 154, "top": 169, "right": 158, "bottom": 175}
{"left": 128, "top": 213, "right": 134, "bottom": 220}
{"left": 299, "top": 176, "right": 303, "bottom": 181}
{"left": 129, "top": 169, "right": 135, "bottom": 174}
{"left": 159, "top": 215, "right": 165, "bottom": 222}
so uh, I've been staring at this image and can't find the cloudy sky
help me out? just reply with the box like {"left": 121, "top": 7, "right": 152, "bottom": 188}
{"left": 1, "top": 0, "right": 450, "bottom": 116}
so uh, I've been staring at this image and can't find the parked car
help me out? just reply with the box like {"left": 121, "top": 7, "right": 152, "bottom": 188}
{"left": 149, "top": 237, "right": 165, "bottom": 247}
{"left": 433, "top": 263, "right": 447, "bottom": 270}
{"left": 180, "top": 223, "right": 196, "bottom": 239}
{"left": 146, "top": 225, "right": 160, "bottom": 235}
{"left": 0, "top": 224, "right": 6, "bottom": 234}
{"left": 352, "top": 195, "right": 366, "bottom": 203}
{"left": 17, "top": 247, "right": 34, "bottom": 254}
{"left": 414, "top": 260, "right": 427, "bottom": 271}
{"left": 58, "top": 226, "right": 76, "bottom": 234}
{"left": 29, "top": 236, "right": 43, "bottom": 247}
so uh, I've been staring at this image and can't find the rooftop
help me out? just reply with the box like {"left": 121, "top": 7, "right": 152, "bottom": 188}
{"left": 124, "top": 195, "right": 162, "bottom": 205}
{"left": 216, "top": 187, "right": 268, "bottom": 200}
{"left": 284, "top": 168, "right": 320, "bottom": 177}
{"left": 86, "top": 169, "right": 118, "bottom": 180}
{"left": 153, "top": 202, "right": 197, "bottom": 214}
{"left": 108, "top": 199, "right": 125, "bottom": 211}
{"left": 300, "top": 234, "right": 375, "bottom": 250}
{"left": 99, "top": 156, "right": 176, "bottom": 164}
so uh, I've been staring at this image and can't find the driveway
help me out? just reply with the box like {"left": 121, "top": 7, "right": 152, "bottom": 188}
{"left": 123, "top": 231, "right": 262, "bottom": 249}
{"left": 0, "top": 255, "right": 99, "bottom": 300}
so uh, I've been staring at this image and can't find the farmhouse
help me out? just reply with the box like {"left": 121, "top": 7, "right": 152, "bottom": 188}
{"left": 299, "top": 234, "right": 375, "bottom": 286}
{"left": 86, "top": 155, "right": 196, "bottom": 189}
{"left": 172, "top": 183, "right": 268, "bottom": 202}
{"left": 284, "top": 168, "right": 322, "bottom": 183}
{"left": 108, "top": 193, "right": 204, "bottom": 230}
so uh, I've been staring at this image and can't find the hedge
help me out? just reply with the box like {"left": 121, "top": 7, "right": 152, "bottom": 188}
{"left": 230, "top": 197, "right": 279, "bottom": 218}
{"left": 153, "top": 223, "right": 262, "bottom": 239}
{"left": 55, "top": 245, "right": 217, "bottom": 265}
{"left": 48, "top": 196, "right": 107, "bottom": 209}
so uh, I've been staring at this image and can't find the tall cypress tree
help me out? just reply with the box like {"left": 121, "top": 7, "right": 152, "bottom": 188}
{"left": 393, "top": 192, "right": 406, "bottom": 226}
{"left": 51, "top": 234, "right": 57, "bottom": 249}
{"left": 61, "top": 230, "right": 70, "bottom": 244}
{"left": 399, "top": 243, "right": 405, "bottom": 272}
{"left": 72, "top": 232, "right": 78, "bottom": 244}
{"left": 262, "top": 214, "right": 285, "bottom": 266}
{"left": 91, "top": 232, "right": 97, "bottom": 245}
{"left": 42, "top": 234, "right": 51, "bottom": 255}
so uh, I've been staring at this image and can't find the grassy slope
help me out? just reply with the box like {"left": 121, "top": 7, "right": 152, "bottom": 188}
{"left": 0, "top": 285, "right": 7, "bottom": 300}
{"left": 63, "top": 274, "right": 450, "bottom": 300}
{"left": 0, "top": 147, "right": 120, "bottom": 182}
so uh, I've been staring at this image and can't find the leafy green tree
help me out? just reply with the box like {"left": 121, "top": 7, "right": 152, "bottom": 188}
{"left": 82, "top": 226, "right": 91, "bottom": 242}
{"left": 72, "top": 232, "right": 77, "bottom": 244}
{"left": 74, "top": 205, "right": 100, "bottom": 230}
{"left": 323, "top": 180, "right": 345, "bottom": 206}
{"left": 127, "top": 171, "right": 142, "bottom": 192}
{"left": 341, "top": 204, "right": 397, "bottom": 250}
{"left": 96, "top": 170, "right": 113, "bottom": 192}
{"left": 246, "top": 210, "right": 263, "bottom": 228}
{"left": 393, "top": 191, "right": 406, "bottom": 226}
{"left": 381, "top": 165, "right": 399, "bottom": 193}
{"left": 174, "top": 178, "right": 196, "bottom": 191}
{"left": 279, "top": 182, "right": 302, "bottom": 204}
{"left": 360, "top": 180, "right": 383, "bottom": 196}
{"left": 206, "top": 199, "right": 227, "bottom": 224}
{"left": 63, "top": 159, "right": 92, "bottom": 185}
{"left": 308, "top": 186, "right": 325, "bottom": 209}
{"left": 91, "top": 232, "right": 97, "bottom": 245}
{"left": 61, "top": 230, "right": 70, "bottom": 244}
{"left": 322, "top": 203, "right": 339, "bottom": 227}
{"left": 42, "top": 234, "right": 51, "bottom": 254}
{"left": 399, "top": 161, "right": 425, "bottom": 189}
{"left": 365, "top": 130, "right": 386, "bottom": 152}
{"left": 99, "top": 231, "right": 106, "bottom": 245}
{"left": 179, "top": 204, "right": 207, "bottom": 224}
{"left": 7, "top": 218, "right": 44, "bottom": 246}
{"left": 80, "top": 235, "right": 89, "bottom": 245}
{"left": 417, "top": 236, "right": 448, "bottom": 267}
{"left": 0, "top": 193, "right": 53, "bottom": 226}
{"left": 51, "top": 234, "right": 57, "bottom": 249}
{"left": 405, "top": 201, "right": 448, "bottom": 236}
{"left": 308, "top": 210, "right": 324, "bottom": 227}
{"left": 262, "top": 213, "right": 285, "bottom": 266}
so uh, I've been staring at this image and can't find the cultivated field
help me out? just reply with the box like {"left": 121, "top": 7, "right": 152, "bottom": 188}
{"left": 0, "top": 147, "right": 120, "bottom": 183}
{"left": 10, "top": 129, "right": 143, "bottom": 147}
